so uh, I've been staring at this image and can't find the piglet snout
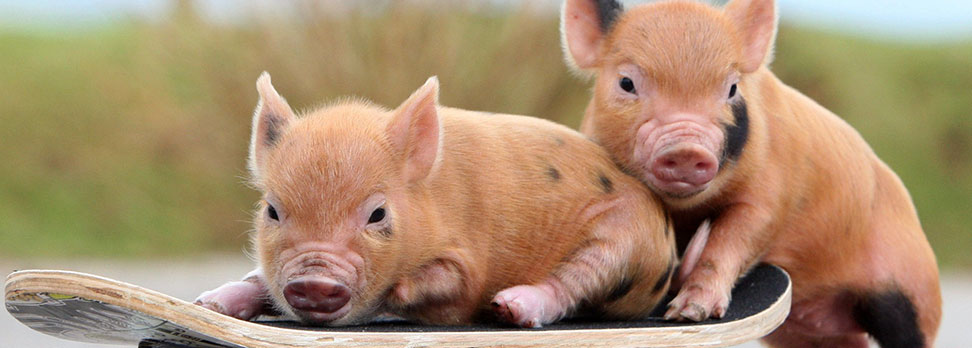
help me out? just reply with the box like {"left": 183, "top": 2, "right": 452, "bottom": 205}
{"left": 649, "top": 144, "right": 718, "bottom": 195}
{"left": 284, "top": 277, "right": 351, "bottom": 314}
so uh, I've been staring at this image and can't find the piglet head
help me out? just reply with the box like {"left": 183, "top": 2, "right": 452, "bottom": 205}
{"left": 562, "top": 0, "right": 776, "bottom": 204}
{"left": 247, "top": 73, "right": 442, "bottom": 325}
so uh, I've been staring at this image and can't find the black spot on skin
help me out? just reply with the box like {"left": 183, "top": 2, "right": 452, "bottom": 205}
{"left": 595, "top": 0, "right": 624, "bottom": 32}
{"left": 264, "top": 115, "right": 282, "bottom": 146}
{"left": 854, "top": 289, "right": 925, "bottom": 348}
{"left": 723, "top": 98, "right": 749, "bottom": 163}
{"left": 554, "top": 137, "right": 566, "bottom": 146}
{"left": 598, "top": 173, "right": 614, "bottom": 194}
{"left": 606, "top": 276, "right": 635, "bottom": 302}
{"left": 547, "top": 166, "right": 561, "bottom": 181}
{"left": 652, "top": 260, "right": 675, "bottom": 294}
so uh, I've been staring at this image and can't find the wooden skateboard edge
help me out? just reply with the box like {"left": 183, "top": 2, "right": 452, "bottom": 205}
{"left": 5, "top": 268, "right": 791, "bottom": 347}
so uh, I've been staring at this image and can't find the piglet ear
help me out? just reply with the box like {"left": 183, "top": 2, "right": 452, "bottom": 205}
{"left": 561, "top": 0, "right": 623, "bottom": 72}
{"left": 249, "top": 72, "right": 296, "bottom": 181}
{"left": 724, "top": 0, "right": 778, "bottom": 73}
{"left": 387, "top": 76, "right": 442, "bottom": 184}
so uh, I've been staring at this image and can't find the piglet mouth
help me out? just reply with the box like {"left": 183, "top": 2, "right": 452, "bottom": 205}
{"left": 646, "top": 177, "right": 709, "bottom": 198}
{"left": 293, "top": 306, "right": 353, "bottom": 324}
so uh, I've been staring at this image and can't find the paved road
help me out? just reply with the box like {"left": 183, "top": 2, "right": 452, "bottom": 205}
{"left": 2, "top": 256, "right": 969, "bottom": 347}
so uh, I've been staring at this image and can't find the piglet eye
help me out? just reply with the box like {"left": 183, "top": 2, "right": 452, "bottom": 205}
{"left": 729, "top": 84, "right": 738, "bottom": 99}
{"left": 267, "top": 204, "right": 279, "bottom": 221}
{"left": 619, "top": 77, "right": 636, "bottom": 94}
{"left": 368, "top": 207, "right": 386, "bottom": 224}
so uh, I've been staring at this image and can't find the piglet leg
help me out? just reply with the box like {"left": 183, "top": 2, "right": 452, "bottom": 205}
{"left": 665, "top": 202, "right": 772, "bottom": 322}
{"left": 673, "top": 219, "right": 711, "bottom": 291}
{"left": 492, "top": 197, "right": 656, "bottom": 328}
{"left": 194, "top": 268, "right": 279, "bottom": 320}
{"left": 492, "top": 238, "right": 634, "bottom": 328}
{"left": 492, "top": 281, "right": 565, "bottom": 328}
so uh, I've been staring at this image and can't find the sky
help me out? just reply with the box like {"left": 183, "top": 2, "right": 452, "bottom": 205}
{"left": 775, "top": 0, "right": 972, "bottom": 41}
{"left": 0, "top": 0, "right": 970, "bottom": 42}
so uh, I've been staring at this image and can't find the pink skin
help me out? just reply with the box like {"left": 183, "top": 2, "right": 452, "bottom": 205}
{"left": 267, "top": 195, "right": 383, "bottom": 323}
{"left": 764, "top": 294, "right": 869, "bottom": 347}
{"left": 274, "top": 243, "right": 365, "bottom": 323}
{"left": 194, "top": 270, "right": 277, "bottom": 320}
{"left": 672, "top": 219, "right": 711, "bottom": 291}
{"left": 491, "top": 280, "right": 568, "bottom": 328}
{"left": 665, "top": 273, "right": 732, "bottom": 322}
{"left": 612, "top": 64, "right": 733, "bottom": 199}
{"left": 283, "top": 277, "right": 352, "bottom": 322}
{"left": 788, "top": 294, "right": 865, "bottom": 337}
{"left": 633, "top": 117, "right": 723, "bottom": 198}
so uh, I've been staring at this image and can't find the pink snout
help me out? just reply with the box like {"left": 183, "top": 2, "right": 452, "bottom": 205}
{"left": 283, "top": 277, "right": 351, "bottom": 315}
{"left": 649, "top": 144, "right": 718, "bottom": 195}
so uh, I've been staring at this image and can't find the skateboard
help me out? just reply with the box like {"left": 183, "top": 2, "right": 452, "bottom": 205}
{"left": 5, "top": 264, "right": 790, "bottom": 347}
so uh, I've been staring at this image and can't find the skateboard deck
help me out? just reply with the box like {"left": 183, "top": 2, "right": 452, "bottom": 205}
{"left": 5, "top": 264, "right": 790, "bottom": 348}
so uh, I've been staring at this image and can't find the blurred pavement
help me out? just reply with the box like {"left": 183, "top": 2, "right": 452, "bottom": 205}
{"left": 2, "top": 256, "right": 969, "bottom": 347}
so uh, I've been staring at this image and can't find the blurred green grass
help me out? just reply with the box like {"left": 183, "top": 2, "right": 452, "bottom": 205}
{"left": 0, "top": 3, "right": 969, "bottom": 268}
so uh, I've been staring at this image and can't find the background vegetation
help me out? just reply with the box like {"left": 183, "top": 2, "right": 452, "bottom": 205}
{"left": 1, "top": 2, "right": 969, "bottom": 268}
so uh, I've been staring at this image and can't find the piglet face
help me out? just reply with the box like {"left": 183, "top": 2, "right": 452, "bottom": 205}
{"left": 245, "top": 74, "right": 442, "bottom": 325}
{"left": 253, "top": 108, "right": 400, "bottom": 325}
{"left": 255, "top": 196, "right": 395, "bottom": 326}
{"left": 255, "top": 172, "right": 394, "bottom": 325}
{"left": 592, "top": 56, "right": 739, "bottom": 199}
{"left": 563, "top": 0, "right": 775, "bottom": 201}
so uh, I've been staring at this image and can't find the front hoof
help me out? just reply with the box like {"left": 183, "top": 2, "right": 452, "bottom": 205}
{"left": 663, "top": 284, "right": 730, "bottom": 322}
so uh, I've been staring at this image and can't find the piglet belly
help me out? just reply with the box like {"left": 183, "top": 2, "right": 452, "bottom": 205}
{"left": 787, "top": 293, "right": 865, "bottom": 337}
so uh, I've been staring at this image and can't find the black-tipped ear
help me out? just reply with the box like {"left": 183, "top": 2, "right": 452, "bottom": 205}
{"left": 593, "top": 0, "right": 623, "bottom": 32}
{"left": 561, "top": 0, "right": 623, "bottom": 72}
{"left": 249, "top": 72, "right": 296, "bottom": 181}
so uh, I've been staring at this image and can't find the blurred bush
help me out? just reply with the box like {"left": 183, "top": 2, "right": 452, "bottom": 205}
{"left": 0, "top": 1, "right": 969, "bottom": 267}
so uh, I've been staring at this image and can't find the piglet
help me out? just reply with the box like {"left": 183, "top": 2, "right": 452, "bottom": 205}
{"left": 195, "top": 73, "right": 676, "bottom": 328}
{"left": 561, "top": 0, "right": 941, "bottom": 346}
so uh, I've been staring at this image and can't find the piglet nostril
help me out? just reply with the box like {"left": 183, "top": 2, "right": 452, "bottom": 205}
{"left": 284, "top": 277, "right": 351, "bottom": 314}
{"left": 651, "top": 145, "right": 719, "bottom": 186}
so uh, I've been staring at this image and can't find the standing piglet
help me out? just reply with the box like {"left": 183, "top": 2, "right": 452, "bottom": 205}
{"left": 561, "top": 0, "right": 940, "bottom": 346}
{"left": 194, "top": 73, "right": 676, "bottom": 328}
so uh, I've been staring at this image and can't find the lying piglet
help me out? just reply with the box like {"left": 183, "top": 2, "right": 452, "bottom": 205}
{"left": 195, "top": 73, "right": 676, "bottom": 328}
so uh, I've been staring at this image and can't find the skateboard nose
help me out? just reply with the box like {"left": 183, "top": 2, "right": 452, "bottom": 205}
{"left": 283, "top": 277, "right": 351, "bottom": 314}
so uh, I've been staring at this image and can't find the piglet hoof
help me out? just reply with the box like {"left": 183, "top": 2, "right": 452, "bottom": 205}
{"left": 194, "top": 281, "right": 271, "bottom": 321}
{"left": 663, "top": 284, "right": 730, "bottom": 322}
{"left": 491, "top": 285, "right": 563, "bottom": 328}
